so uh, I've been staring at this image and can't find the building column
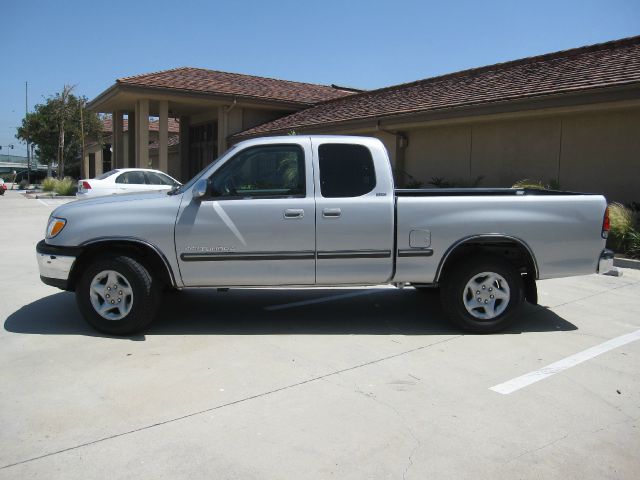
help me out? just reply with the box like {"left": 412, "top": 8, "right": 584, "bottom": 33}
{"left": 127, "top": 112, "right": 136, "bottom": 168}
{"left": 112, "top": 111, "right": 124, "bottom": 168}
{"left": 217, "top": 106, "right": 228, "bottom": 156}
{"left": 159, "top": 100, "right": 169, "bottom": 173}
{"left": 179, "top": 115, "right": 191, "bottom": 182}
{"left": 95, "top": 148, "right": 103, "bottom": 176}
{"left": 83, "top": 153, "right": 89, "bottom": 179}
{"left": 135, "top": 99, "right": 149, "bottom": 168}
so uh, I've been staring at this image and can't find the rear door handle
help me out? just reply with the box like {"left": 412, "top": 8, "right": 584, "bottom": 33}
{"left": 322, "top": 208, "right": 342, "bottom": 218}
{"left": 284, "top": 208, "right": 304, "bottom": 219}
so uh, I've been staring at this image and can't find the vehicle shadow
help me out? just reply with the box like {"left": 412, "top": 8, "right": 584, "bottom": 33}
{"left": 4, "top": 287, "right": 577, "bottom": 339}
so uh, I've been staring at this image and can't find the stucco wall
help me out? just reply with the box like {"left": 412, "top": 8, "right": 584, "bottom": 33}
{"left": 242, "top": 109, "right": 286, "bottom": 132}
{"left": 559, "top": 109, "right": 640, "bottom": 202}
{"left": 402, "top": 107, "right": 639, "bottom": 202}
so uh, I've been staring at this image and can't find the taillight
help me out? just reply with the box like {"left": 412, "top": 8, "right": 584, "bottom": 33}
{"left": 82, "top": 181, "right": 92, "bottom": 190}
{"left": 602, "top": 207, "right": 610, "bottom": 239}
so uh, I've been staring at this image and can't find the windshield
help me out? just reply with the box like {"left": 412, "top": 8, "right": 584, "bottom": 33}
{"left": 169, "top": 146, "right": 237, "bottom": 195}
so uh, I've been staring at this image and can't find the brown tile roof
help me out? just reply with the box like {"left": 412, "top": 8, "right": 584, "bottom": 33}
{"left": 102, "top": 117, "right": 180, "bottom": 133}
{"left": 235, "top": 36, "right": 640, "bottom": 138}
{"left": 117, "top": 67, "right": 357, "bottom": 105}
{"left": 149, "top": 134, "right": 180, "bottom": 150}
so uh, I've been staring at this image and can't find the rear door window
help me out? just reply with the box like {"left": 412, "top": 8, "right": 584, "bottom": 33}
{"left": 318, "top": 144, "right": 376, "bottom": 198}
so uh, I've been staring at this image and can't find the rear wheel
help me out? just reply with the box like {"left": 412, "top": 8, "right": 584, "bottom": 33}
{"left": 76, "top": 255, "right": 160, "bottom": 335}
{"left": 440, "top": 256, "right": 523, "bottom": 333}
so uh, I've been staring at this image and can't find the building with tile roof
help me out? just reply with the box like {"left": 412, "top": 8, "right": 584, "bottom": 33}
{"left": 88, "top": 68, "right": 358, "bottom": 180}
{"left": 88, "top": 36, "right": 640, "bottom": 201}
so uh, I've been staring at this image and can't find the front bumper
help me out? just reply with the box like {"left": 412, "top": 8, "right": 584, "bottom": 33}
{"left": 597, "top": 248, "right": 615, "bottom": 274}
{"left": 36, "top": 240, "right": 82, "bottom": 290}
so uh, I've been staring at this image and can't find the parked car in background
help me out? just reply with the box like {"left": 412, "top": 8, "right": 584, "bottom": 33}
{"left": 76, "top": 169, "right": 181, "bottom": 198}
{"left": 0, "top": 178, "right": 6, "bottom": 195}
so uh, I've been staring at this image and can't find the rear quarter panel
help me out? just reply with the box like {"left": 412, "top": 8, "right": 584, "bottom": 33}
{"left": 395, "top": 194, "right": 607, "bottom": 283}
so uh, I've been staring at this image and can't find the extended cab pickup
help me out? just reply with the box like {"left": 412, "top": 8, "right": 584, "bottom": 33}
{"left": 37, "top": 136, "right": 614, "bottom": 335}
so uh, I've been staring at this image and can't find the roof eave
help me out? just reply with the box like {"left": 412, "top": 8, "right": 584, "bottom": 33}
{"left": 89, "top": 82, "right": 329, "bottom": 113}
{"left": 231, "top": 83, "right": 640, "bottom": 140}
{"left": 87, "top": 84, "right": 120, "bottom": 111}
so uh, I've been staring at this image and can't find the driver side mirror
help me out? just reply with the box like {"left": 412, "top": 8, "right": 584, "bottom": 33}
{"left": 192, "top": 179, "right": 209, "bottom": 200}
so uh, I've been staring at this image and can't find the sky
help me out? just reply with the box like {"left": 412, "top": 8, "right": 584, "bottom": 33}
{"left": 1, "top": 0, "right": 639, "bottom": 156}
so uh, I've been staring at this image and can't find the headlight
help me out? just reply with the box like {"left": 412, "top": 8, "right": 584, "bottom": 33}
{"left": 46, "top": 217, "right": 67, "bottom": 239}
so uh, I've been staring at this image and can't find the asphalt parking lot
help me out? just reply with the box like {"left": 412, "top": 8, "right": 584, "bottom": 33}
{"left": 1, "top": 189, "right": 639, "bottom": 479}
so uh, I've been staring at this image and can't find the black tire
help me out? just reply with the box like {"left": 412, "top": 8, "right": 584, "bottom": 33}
{"left": 440, "top": 256, "right": 524, "bottom": 333}
{"left": 75, "top": 255, "right": 160, "bottom": 335}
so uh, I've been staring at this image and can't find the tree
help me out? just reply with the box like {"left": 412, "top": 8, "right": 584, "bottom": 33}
{"left": 16, "top": 86, "right": 103, "bottom": 178}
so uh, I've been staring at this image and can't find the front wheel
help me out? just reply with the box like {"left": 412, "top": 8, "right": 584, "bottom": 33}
{"left": 75, "top": 255, "right": 160, "bottom": 335}
{"left": 440, "top": 256, "right": 524, "bottom": 333}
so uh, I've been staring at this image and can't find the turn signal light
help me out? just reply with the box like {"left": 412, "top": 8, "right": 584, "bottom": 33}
{"left": 46, "top": 217, "right": 67, "bottom": 239}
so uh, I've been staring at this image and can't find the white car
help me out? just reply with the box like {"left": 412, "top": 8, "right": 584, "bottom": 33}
{"left": 76, "top": 169, "right": 181, "bottom": 198}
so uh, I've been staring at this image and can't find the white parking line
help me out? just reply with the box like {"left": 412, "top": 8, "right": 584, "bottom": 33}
{"left": 265, "top": 289, "right": 384, "bottom": 311}
{"left": 490, "top": 328, "right": 640, "bottom": 394}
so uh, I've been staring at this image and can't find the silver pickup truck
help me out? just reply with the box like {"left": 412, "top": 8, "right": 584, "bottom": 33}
{"left": 37, "top": 136, "right": 613, "bottom": 335}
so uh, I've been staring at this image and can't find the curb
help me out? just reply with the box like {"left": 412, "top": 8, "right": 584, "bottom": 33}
{"left": 34, "top": 195, "right": 76, "bottom": 200}
{"left": 24, "top": 193, "right": 77, "bottom": 200}
{"left": 614, "top": 256, "right": 640, "bottom": 270}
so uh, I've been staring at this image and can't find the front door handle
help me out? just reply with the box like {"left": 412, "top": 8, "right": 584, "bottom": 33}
{"left": 322, "top": 208, "right": 342, "bottom": 218}
{"left": 284, "top": 208, "right": 304, "bottom": 219}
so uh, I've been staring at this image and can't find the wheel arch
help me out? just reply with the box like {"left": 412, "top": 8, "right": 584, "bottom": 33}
{"left": 436, "top": 234, "right": 539, "bottom": 285}
{"left": 68, "top": 237, "right": 177, "bottom": 291}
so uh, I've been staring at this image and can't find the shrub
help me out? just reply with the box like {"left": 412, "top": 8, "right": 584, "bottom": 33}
{"left": 18, "top": 179, "right": 30, "bottom": 190}
{"left": 53, "top": 177, "right": 77, "bottom": 196}
{"left": 607, "top": 202, "right": 635, "bottom": 252}
{"left": 512, "top": 179, "right": 546, "bottom": 189}
{"left": 627, "top": 230, "right": 640, "bottom": 259}
{"left": 42, "top": 177, "right": 57, "bottom": 192}
{"left": 512, "top": 179, "right": 561, "bottom": 190}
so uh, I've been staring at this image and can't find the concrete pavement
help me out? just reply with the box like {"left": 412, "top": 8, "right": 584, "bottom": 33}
{"left": 1, "top": 189, "right": 638, "bottom": 479}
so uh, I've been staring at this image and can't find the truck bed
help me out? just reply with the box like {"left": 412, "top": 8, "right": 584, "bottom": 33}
{"left": 394, "top": 190, "right": 607, "bottom": 283}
